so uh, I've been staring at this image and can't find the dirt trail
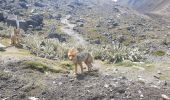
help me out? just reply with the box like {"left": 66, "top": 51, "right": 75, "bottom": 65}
{"left": 61, "top": 15, "right": 88, "bottom": 45}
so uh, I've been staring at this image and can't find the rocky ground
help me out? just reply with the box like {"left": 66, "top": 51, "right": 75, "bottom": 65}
{"left": 0, "top": 47, "right": 170, "bottom": 100}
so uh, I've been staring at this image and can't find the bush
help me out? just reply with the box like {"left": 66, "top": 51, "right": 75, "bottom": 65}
{"left": 152, "top": 50, "right": 166, "bottom": 56}
{"left": 22, "top": 34, "right": 143, "bottom": 63}
{"left": 23, "top": 61, "right": 63, "bottom": 73}
{"left": 22, "top": 34, "right": 68, "bottom": 59}
{"left": 85, "top": 43, "right": 143, "bottom": 63}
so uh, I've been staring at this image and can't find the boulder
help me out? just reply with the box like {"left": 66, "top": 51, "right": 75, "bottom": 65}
{"left": 6, "top": 16, "right": 17, "bottom": 27}
{"left": 19, "top": 0, "right": 27, "bottom": 2}
{"left": 55, "top": 14, "right": 62, "bottom": 20}
{"left": 19, "top": 2, "right": 28, "bottom": 9}
{"left": 0, "top": 43, "right": 6, "bottom": 51}
{"left": 6, "top": 14, "right": 43, "bottom": 31}
{"left": 0, "top": 0, "right": 6, "bottom": 4}
{"left": 30, "top": 14, "right": 43, "bottom": 25}
{"left": 6, "top": 16, "right": 28, "bottom": 31}
{"left": 77, "top": 22, "right": 84, "bottom": 27}
{"left": 26, "top": 14, "right": 43, "bottom": 29}
{"left": 47, "top": 33, "right": 66, "bottom": 42}
{"left": 19, "top": 20, "right": 28, "bottom": 31}
{"left": 34, "top": 2, "right": 45, "bottom": 7}
{"left": 0, "top": 12, "right": 4, "bottom": 22}
{"left": 26, "top": 20, "right": 40, "bottom": 28}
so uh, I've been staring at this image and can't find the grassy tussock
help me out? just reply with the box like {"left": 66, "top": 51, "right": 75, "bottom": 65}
{"left": 23, "top": 61, "right": 64, "bottom": 73}
{"left": 23, "top": 33, "right": 143, "bottom": 63}
{"left": 152, "top": 50, "right": 166, "bottom": 56}
{"left": 59, "top": 61, "right": 73, "bottom": 70}
{"left": 115, "top": 60, "right": 137, "bottom": 67}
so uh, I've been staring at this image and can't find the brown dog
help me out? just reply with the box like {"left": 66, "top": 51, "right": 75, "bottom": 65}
{"left": 68, "top": 48, "right": 93, "bottom": 75}
{"left": 11, "top": 28, "right": 20, "bottom": 46}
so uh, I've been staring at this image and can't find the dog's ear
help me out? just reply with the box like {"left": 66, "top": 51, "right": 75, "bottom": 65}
{"left": 72, "top": 48, "right": 78, "bottom": 53}
{"left": 68, "top": 48, "right": 77, "bottom": 54}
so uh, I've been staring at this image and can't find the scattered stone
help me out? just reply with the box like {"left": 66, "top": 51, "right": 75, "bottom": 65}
{"left": 0, "top": 43, "right": 6, "bottom": 51}
{"left": 58, "top": 82, "right": 62, "bottom": 86}
{"left": 0, "top": 12, "right": 4, "bottom": 22}
{"left": 28, "top": 97, "right": 39, "bottom": 100}
{"left": 158, "top": 80, "right": 168, "bottom": 86}
{"left": 104, "top": 84, "right": 109, "bottom": 88}
{"left": 157, "top": 70, "right": 162, "bottom": 74}
{"left": 121, "top": 76, "right": 127, "bottom": 80}
{"left": 34, "top": 2, "right": 45, "bottom": 7}
{"left": 161, "top": 94, "right": 170, "bottom": 100}
{"left": 140, "top": 94, "right": 144, "bottom": 98}
{"left": 154, "top": 75, "right": 160, "bottom": 79}
{"left": 19, "top": 2, "right": 28, "bottom": 9}
{"left": 2, "top": 97, "right": 9, "bottom": 100}
{"left": 137, "top": 76, "right": 142, "bottom": 78}
{"left": 138, "top": 78, "right": 145, "bottom": 84}
{"left": 53, "top": 81, "right": 56, "bottom": 84}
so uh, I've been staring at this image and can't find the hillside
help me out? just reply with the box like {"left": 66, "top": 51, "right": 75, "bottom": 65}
{"left": 118, "top": 0, "right": 170, "bottom": 25}
{"left": 118, "top": 0, "right": 170, "bottom": 14}
{"left": 0, "top": 0, "right": 170, "bottom": 100}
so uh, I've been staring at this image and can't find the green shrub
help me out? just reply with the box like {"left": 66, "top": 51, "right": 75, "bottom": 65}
{"left": 152, "top": 50, "right": 166, "bottom": 56}
{"left": 23, "top": 61, "right": 63, "bottom": 73}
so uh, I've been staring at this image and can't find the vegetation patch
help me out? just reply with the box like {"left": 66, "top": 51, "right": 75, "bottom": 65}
{"left": 0, "top": 71, "right": 12, "bottom": 80}
{"left": 23, "top": 61, "right": 63, "bottom": 73}
{"left": 59, "top": 61, "right": 73, "bottom": 70}
{"left": 160, "top": 75, "right": 170, "bottom": 81}
{"left": 0, "top": 38, "right": 11, "bottom": 46}
{"left": 115, "top": 60, "right": 137, "bottom": 67}
{"left": 152, "top": 50, "right": 166, "bottom": 56}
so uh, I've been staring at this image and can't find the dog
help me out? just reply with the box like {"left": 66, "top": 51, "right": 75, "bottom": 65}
{"left": 11, "top": 28, "right": 20, "bottom": 46}
{"left": 68, "top": 48, "right": 93, "bottom": 75}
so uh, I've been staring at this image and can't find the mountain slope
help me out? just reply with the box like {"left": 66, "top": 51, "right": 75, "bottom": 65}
{"left": 118, "top": 0, "right": 170, "bottom": 15}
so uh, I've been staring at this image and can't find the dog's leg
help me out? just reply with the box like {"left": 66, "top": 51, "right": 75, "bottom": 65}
{"left": 74, "top": 63, "right": 78, "bottom": 75}
{"left": 16, "top": 37, "right": 19, "bottom": 45}
{"left": 89, "top": 63, "right": 93, "bottom": 71}
{"left": 78, "top": 62, "right": 84, "bottom": 74}
{"left": 11, "top": 37, "right": 14, "bottom": 45}
{"left": 85, "top": 61, "right": 92, "bottom": 71}
{"left": 11, "top": 37, "right": 16, "bottom": 46}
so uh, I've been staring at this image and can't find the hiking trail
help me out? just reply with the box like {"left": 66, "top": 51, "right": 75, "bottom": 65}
{"left": 61, "top": 15, "right": 88, "bottom": 45}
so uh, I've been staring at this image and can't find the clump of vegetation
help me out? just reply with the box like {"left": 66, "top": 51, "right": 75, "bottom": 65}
{"left": 59, "top": 61, "right": 73, "bottom": 70}
{"left": 0, "top": 71, "right": 12, "bottom": 80}
{"left": 152, "top": 50, "right": 166, "bottom": 56}
{"left": 22, "top": 33, "right": 143, "bottom": 63}
{"left": 86, "top": 43, "right": 143, "bottom": 63}
{"left": 23, "top": 61, "right": 63, "bottom": 73}
{"left": 0, "top": 24, "right": 13, "bottom": 38}
{"left": 22, "top": 34, "right": 68, "bottom": 59}
{"left": 115, "top": 60, "right": 137, "bottom": 67}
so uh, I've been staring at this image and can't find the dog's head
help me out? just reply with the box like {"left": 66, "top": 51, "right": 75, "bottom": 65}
{"left": 68, "top": 48, "right": 77, "bottom": 60}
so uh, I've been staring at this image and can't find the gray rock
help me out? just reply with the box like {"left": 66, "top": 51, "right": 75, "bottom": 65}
{"left": 47, "top": 33, "right": 66, "bottom": 42}
{"left": 34, "top": 2, "right": 45, "bottom": 7}
{"left": 0, "top": 43, "right": 6, "bottom": 50}
{"left": 30, "top": 14, "right": 43, "bottom": 25}
{"left": 18, "top": 2, "right": 28, "bottom": 9}
{"left": 6, "top": 16, "right": 28, "bottom": 31}
{"left": 161, "top": 94, "right": 170, "bottom": 100}
{"left": 0, "top": 12, "right": 4, "bottom": 22}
